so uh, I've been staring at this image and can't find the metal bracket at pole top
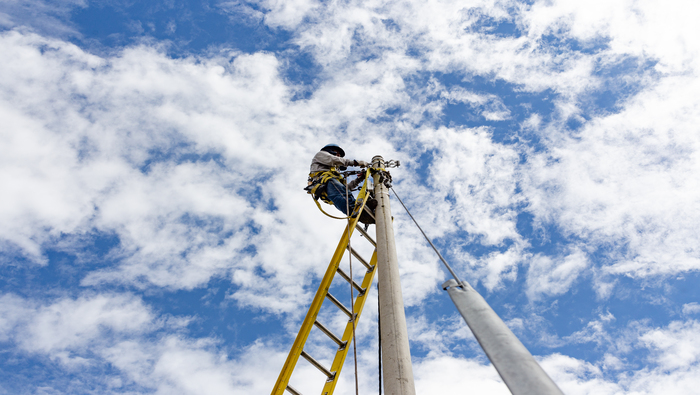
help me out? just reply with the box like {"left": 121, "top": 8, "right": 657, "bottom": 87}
{"left": 370, "top": 156, "right": 399, "bottom": 188}
{"left": 385, "top": 160, "right": 400, "bottom": 168}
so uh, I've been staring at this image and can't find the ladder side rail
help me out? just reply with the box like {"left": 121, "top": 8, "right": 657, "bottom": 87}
{"left": 320, "top": 250, "right": 379, "bottom": 395}
{"left": 273, "top": 169, "right": 372, "bottom": 395}
{"left": 271, "top": 223, "right": 358, "bottom": 395}
{"left": 443, "top": 279, "right": 564, "bottom": 395}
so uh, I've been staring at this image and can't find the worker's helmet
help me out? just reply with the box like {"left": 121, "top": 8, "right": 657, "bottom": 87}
{"left": 321, "top": 144, "right": 345, "bottom": 157}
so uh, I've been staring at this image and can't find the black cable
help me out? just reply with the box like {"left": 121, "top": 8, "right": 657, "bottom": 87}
{"left": 377, "top": 282, "right": 382, "bottom": 395}
{"left": 389, "top": 186, "right": 464, "bottom": 285}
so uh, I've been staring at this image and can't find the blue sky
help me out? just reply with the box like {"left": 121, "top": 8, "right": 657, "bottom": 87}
{"left": 1, "top": 0, "right": 700, "bottom": 394}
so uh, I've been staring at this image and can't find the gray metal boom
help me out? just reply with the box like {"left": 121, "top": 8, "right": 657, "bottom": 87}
{"left": 443, "top": 279, "right": 564, "bottom": 395}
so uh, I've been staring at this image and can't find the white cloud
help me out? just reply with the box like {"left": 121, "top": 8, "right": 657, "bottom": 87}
{"left": 9, "top": 0, "right": 698, "bottom": 305}
{"left": 430, "top": 78, "right": 513, "bottom": 121}
{"left": 565, "top": 310, "right": 616, "bottom": 346}
{"left": 217, "top": 2, "right": 265, "bottom": 24}
{"left": 539, "top": 354, "right": 623, "bottom": 395}
{"left": 414, "top": 354, "right": 509, "bottom": 394}
{"left": 0, "top": 292, "right": 287, "bottom": 394}
{"left": 0, "top": 293, "right": 155, "bottom": 361}
{"left": 418, "top": 126, "right": 522, "bottom": 246}
{"left": 0, "top": 0, "right": 85, "bottom": 38}
{"left": 0, "top": 294, "right": 35, "bottom": 342}
{"left": 512, "top": 0, "right": 700, "bottom": 283}
{"left": 82, "top": 161, "right": 253, "bottom": 289}
{"left": 526, "top": 248, "right": 589, "bottom": 300}
{"left": 279, "top": 0, "right": 604, "bottom": 97}
{"left": 0, "top": 31, "right": 368, "bottom": 313}
{"left": 522, "top": 0, "right": 700, "bottom": 73}
{"left": 2, "top": 1, "right": 700, "bottom": 392}
{"left": 254, "top": 0, "right": 320, "bottom": 29}
{"left": 537, "top": 319, "right": 700, "bottom": 394}
{"left": 392, "top": 215, "right": 449, "bottom": 307}
{"left": 622, "top": 319, "right": 700, "bottom": 394}
{"left": 405, "top": 317, "right": 700, "bottom": 395}
{"left": 523, "top": 71, "right": 700, "bottom": 279}
{"left": 394, "top": 126, "right": 525, "bottom": 290}
{"left": 283, "top": 317, "right": 700, "bottom": 395}
{"left": 682, "top": 303, "right": 700, "bottom": 315}
{"left": 0, "top": 24, "right": 526, "bottom": 314}
{"left": 639, "top": 319, "right": 700, "bottom": 371}
{"left": 236, "top": 0, "right": 700, "bottom": 289}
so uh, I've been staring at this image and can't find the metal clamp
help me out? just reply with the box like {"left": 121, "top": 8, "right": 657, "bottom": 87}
{"left": 385, "top": 160, "right": 400, "bottom": 168}
{"left": 370, "top": 168, "right": 393, "bottom": 188}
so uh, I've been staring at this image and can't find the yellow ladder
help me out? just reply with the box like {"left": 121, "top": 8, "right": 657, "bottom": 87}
{"left": 271, "top": 196, "right": 377, "bottom": 395}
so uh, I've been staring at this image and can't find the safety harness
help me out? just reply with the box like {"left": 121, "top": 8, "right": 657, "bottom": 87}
{"left": 305, "top": 167, "right": 344, "bottom": 205}
{"left": 305, "top": 167, "right": 372, "bottom": 220}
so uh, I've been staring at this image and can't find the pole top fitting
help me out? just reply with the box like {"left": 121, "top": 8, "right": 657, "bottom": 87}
{"left": 442, "top": 279, "right": 466, "bottom": 290}
{"left": 372, "top": 155, "right": 384, "bottom": 167}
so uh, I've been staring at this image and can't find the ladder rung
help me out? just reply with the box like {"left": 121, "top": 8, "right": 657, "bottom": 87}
{"left": 301, "top": 350, "right": 335, "bottom": 380}
{"left": 347, "top": 246, "right": 372, "bottom": 271}
{"left": 314, "top": 320, "right": 346, "bottom": 349}
{"left": 354, "top": 224, "right": 376, "bottom": 246}
{"left": 326, "top": 292, "right": 353, "bottom": 318}
{"left": 286, "top": 384, "right": 302, "bottom": 395}
{"left": 336, "top": 267, "right": 365, "bottom": 295}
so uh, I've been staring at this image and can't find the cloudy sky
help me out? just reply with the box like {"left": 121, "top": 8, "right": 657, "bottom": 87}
{"left": 1, "top": 0, "right": 700, "bottom": 394}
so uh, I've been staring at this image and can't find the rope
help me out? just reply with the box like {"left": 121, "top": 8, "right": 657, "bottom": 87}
{"left": 344, "top": 175, "right": 360, "bottom": 395}
{"left": 313, "top": 168, "right": 370, "bottom": 220}
{"left": 313, "top": 198, "right": 351, "bottom": 219}
{"left": 311, "top": 168, "right": 373, "bottom": 394}
{"left": 377, "top": 282, "right": 382, "bottom": 395}
{"left": 389, "top": 186, "right": 464, "bottom": 285}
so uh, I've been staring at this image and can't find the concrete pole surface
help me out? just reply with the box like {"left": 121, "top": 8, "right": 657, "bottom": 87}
{"left": 443, "top": 279, "right": 564, "bottom": 395}
{"left": 372, "top": 155, "right": 416, "bottom": 395}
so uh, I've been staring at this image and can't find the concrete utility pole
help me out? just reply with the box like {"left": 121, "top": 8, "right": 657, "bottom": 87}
{"left": 372, "top": 155, "right": 416, "bottom": 395}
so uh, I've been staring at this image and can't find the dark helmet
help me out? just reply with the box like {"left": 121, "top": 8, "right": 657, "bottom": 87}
{"left": 321, "top": 144, "right": 345, "bottom": 157}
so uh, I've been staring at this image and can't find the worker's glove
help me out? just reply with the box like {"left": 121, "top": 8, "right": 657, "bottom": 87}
{"left": 354, "top": 160, "right": 369, "bottom": 167}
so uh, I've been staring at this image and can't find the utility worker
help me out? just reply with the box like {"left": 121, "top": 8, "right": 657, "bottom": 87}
{"left": 307, "top": 144, "right": 376, "bottom": 223}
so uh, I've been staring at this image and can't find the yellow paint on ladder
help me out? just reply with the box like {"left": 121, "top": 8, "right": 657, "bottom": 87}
{"left": 271, "top": 175, "right": 377, "bottom": 395}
